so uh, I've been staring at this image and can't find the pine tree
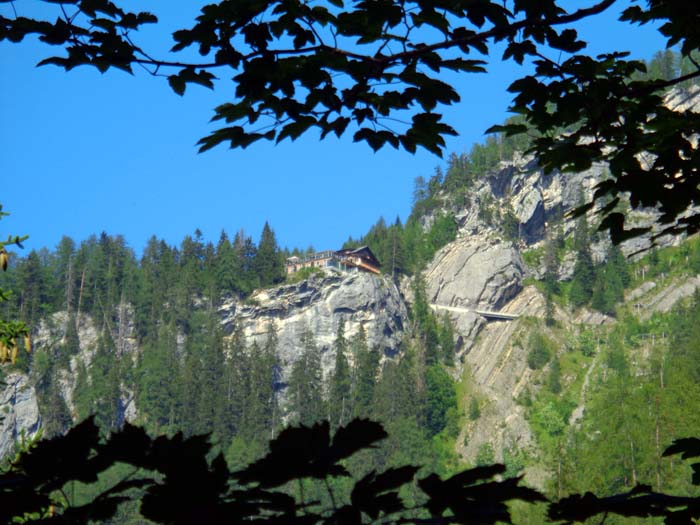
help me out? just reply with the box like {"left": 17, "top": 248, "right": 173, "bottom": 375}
{"left": 329, "top": 321, "right": 351, "bottom": 428}
{"left": 135, "top": 322, "right": 180, "bottom": 433}
{"left": 221, "top": 324, "right": 248, "bottom": 440}
{"left": 289, "top": 327, "right": 324, "bottom": 426}
{"left": 569, "top": 215, "right": 595, "bottom": 308}
{"left": 232, "top": 229, "right": 258, "bottom": 294}
{"left": 424, "top": 364, "right": 457, "bottom": 436}
{"left": 437, "top": 313, "right": 456, "bottom": 365}
{"left": 591, "top": 265, "right": 624, "bottom": 316}
{"left": 543, "top": 232, "right": 560, "bottom": 325}
{"left": 254, "top": 222, "right": 285, "bottom": 287}
{"left": 17, "top": 250, "right": 47, "bottom": 326}
{"left": 373, "top": 341, "right": 420, "bottom": 424}
{"left": 243, "top": 323, "right": 280, "bottom": 442}
{"left": 350, "top": 325, "right": 378, "bottom": 419}
{"left": 89, "top": 329, "right": 123, "bottom": 432}
{"left": 33, "top": 349, "right": 71, "bottom": 437}
{"left": 412, "top": 275, "right": 439, "bottom": 365}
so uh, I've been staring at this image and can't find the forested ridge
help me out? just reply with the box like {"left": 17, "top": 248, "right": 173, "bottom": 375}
{"left": 1, "top": 49, "right": 700, "bottom": 522}
{"left": 3, "top": 224, "right": 700, "bottom": 522}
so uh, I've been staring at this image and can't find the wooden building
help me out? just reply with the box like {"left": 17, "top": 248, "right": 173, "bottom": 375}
{"left": 334, "top": 246, "right": 381, "bottom": 274}
{"left": 286, "top": 246, "right": 381, "bottom": 275}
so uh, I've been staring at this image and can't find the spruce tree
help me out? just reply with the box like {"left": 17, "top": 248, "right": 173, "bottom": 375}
{"left": 193, "top": 311, "right": 227, "bottom": 436}
{"left": 222, "top": 324, "right": 248, "bottom": 440}
{"left": 202, "top": 241, "right": 218, "bottom": 307}
{"left": 215, "top": 231, "right": 238, "bottom": 296}
{"left": 53, "top": 235, "right": 76, "bottom": 313}
{"left": 389, "top": 216, "right": 406, "bottom": 278}
{"left": 289, "top": 327, "right": 324, "bottom": 426}
{"left": 543, "top": 232, "right": 560, "bottom": 325}
{"left": 263, "top": 322, "right": 281, "bottom": 436}
{"left": 350, "top": 325, "right": 378, "bottom": 419}
{"left": 373, "top": 340, "right": 420, "bottom": 424}
{"left": 33, "top": 350, "right": 71, "bottom": 438}
{"left": 607, "top": 244, "right": 630, "bottom": 288}
{"left": 176, "top": 311, "right": 226, "bottom": 436}
{"left": 437, "top": 313, "right": 456, "bottom": 365}
{"left": 591, "top": 265, "right": 624, "bottom": 316}
{"left": 88, "top": 329, "right": 123, "bottom": 432}
{"left": 412, "top": 275, "right": 439, "bottom": 365}
{"left": 17, "top": 250, "right": 47, "bottom": 327}
{"left": 244, "top": 323, "right": 280, "bottom": 442}
{"left": 73, "top": 360, "right": 92, "bottom": 421}
{"left": 569, "top": 215, "right": 595, "bottom": 308}
{"left": 135, "top": 322, "right": 180, "bottom": 433}
{"left": 232, "top": 229, "right": 258, "bottom": 294}
{"left": 527, "top": 332, "right": 552, "bottom": 370}
{"left": 424, "top": 364, "right": 457, "bottom": 436}
{"left": 254, "top": 222, "right": 285, "bottom": 287}
{"left": 329, "top": 321, "right": 351, "bottom": 428}
{"left": 62, "top": 314, "right": 81, "bottom": 360}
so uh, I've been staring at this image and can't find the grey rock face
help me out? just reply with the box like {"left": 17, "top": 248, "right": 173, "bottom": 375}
{"left": 218, "top": 271, "right": 408, "bottom": 381}
{"left": 0, "top": 271, "right": 406, "bottom": 454}
{"left": 34, "top": 308, "right": 139, "bottom": 421}
{"left": 423, "top": 231, "right": 524, "bottom": 348}
{"left": 0, "top": 373, "right": 40, "bottom": 458}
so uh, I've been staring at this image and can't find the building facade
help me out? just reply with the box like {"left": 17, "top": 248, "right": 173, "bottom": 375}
{"left": 286, "top": 246, "right": 381, "bottom": 275}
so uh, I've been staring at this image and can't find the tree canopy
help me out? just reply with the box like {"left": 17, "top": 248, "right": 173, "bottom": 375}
{"left": 2, "top": 0, "right": 699, "bottom": 240}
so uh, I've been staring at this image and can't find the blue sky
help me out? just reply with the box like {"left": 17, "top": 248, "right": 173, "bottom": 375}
{"left": 1, "top": 1, "right": 669, "bottom": 256}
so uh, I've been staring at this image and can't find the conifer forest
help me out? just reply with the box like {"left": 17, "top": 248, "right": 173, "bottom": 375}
{"left": 2, "top": 1, "right": 700, "bottom": 522}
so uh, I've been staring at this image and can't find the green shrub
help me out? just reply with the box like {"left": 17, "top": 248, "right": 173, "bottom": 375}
{"left": 468, "top": 398, "right": 481, "bottom": 421}
{"left": 527, "top": 332, "right": 552, "bottom": 370}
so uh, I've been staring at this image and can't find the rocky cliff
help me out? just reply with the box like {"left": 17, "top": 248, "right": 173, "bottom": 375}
{"left": 414, "top": 86, "right": 700, "bottom": 469}
{"left": 3, "top": 87, "right": 697, "bottom": 463}
{"left": 219, "top": 271, "right": 408, "bottom": 380}
{"left": 0, "top": 373, "right": 40, "bottom": 458}
{"left": 0, "top": 270, "right": 408, "bottom": 456}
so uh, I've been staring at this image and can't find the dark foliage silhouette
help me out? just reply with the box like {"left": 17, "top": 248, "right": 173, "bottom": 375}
{"left": 3, "top": 416, "right": 700, "bottom": 524}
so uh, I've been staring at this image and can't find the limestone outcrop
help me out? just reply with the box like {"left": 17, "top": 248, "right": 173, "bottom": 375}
{"left": 218, "top": 271, "right": 408, "bottom": 380}
{"left": 0, "top": 270, "right": 407, "bottom": 457}
{"left": 0, "top": 373, "right": 40, "bottom": 458}
{"left": 422, "top": 231, "right": 524, "bottom": 349}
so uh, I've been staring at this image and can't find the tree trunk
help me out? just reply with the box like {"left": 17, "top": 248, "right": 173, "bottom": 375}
{"left": 77, "top": 268, "right": 86, "bottom": 325}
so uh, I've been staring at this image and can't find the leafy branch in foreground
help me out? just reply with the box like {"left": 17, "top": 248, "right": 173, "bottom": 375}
{"left": 0, "top": 203, "right": 30, "bottom": 364}
{"left": 2, "top": 1, "right": 699, "bottom": 239}
{"left": 3, "top": 416, "right": 700, "bottom": 524}
{"left": 0, "top": 417, "right": 545, "bottom": 524}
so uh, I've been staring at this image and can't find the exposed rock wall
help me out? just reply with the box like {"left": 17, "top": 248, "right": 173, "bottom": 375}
{"left": 422, "top": 231, "right": 524, "bottom": 349}
{"left": 0, "top": 270, "right": 407, "bottom": 457}
{"left": 219, "top": 271, "right": 408, "bottom": 380}
{"left": 0, "top": 373, "right": 40, "bottom": 458}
